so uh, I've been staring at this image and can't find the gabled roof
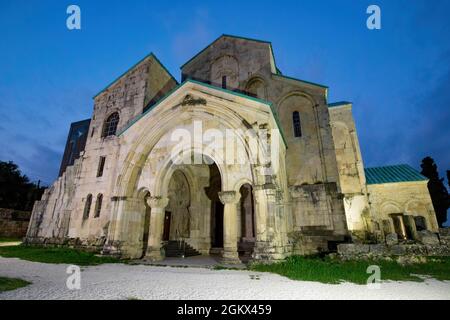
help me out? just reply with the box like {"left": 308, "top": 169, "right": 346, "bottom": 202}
{"left": 180, "top": 34, "right": 277, "bottom": 72}
{"left": 93, "top": 53, "right": 178, "bottom": 99}
{"left": 118, "top": 79, "right": 288, "bottom": 148}
{"left": 365, "top": 164, "right": 428, "bottom": 185}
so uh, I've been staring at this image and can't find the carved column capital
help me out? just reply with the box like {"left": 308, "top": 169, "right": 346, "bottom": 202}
{"left": 218, "top": 191, "right": 240, "bottom": 205}
{"left": 146, "top": 197, "right": 169, "bottom": 209}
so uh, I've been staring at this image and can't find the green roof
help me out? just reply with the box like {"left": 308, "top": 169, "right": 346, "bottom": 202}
{"left": 365, "top": 164, "right": 428, "bottom": 185}
{"left": 93, "top": 53, "right": 178, "bottom": 99}
{"left": 328, "top": 101, "right": 352, "bottom": 108}
{"left": 273, "top": 73, "right": 328, "bottom": 89}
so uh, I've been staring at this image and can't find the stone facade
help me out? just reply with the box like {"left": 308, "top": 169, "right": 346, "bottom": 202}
{"left": 0, "top": 208, "right": 31, "bottom": 238}
{"left": 26, "top": 35, "right": 442, "bottom": 262}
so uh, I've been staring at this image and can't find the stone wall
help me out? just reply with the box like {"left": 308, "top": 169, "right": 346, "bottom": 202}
{"left": 0, "top": 208, "right": 31, "bottom": 238}
{"left": 329, "top": 103, "right": 370, "bottom": 234}
{"left": 24, "top": 236, "right": 106, "bottom": 253}
{"left": 27, "top": 53, "right": 178, "bottom": 245}
{"left": 367, "top": 181, "right": 439, "bottom": 235}
{"left": 337, "top": 231, "right": 450, "bottom": 261}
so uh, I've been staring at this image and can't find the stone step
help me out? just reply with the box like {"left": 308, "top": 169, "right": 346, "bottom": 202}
{"left": 164, "top": 240, "right": 201, "bottom": 257}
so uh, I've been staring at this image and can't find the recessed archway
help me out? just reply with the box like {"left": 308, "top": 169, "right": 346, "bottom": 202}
{"left": 238, "top": 183, "right": 255, "bottom": 261}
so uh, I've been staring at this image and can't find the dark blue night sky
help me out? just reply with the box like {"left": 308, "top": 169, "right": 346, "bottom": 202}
{"left": 0, "top": 0, "right": 449, "bottom": 196}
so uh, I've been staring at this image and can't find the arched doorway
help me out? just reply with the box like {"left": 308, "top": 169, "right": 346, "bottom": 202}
{"left": 166, "top": 170, "right": 191, "bottom": 241}
{"left": 145, "top": 159, "right": 227, "bottom": 259}
{"left": 238, "top": 183, "right": 255, "bottom": 261}
{"left": 205, "top": 163, "right": 224, "bottom": 252}
{"left": 141, "top": 191, "right": 151, "bottom": 258}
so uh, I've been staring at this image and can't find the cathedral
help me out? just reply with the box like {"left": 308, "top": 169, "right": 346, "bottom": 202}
{"left": 26, "top": 35, "right": 439, "bottom": 262}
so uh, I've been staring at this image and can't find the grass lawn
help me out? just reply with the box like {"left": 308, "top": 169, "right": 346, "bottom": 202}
{"left": 0, "top": 277, "right": 31, "bottom": 292}
{"left": 250, "top": 255, "right": 450, "bottom": 284}
{"left": 0, "top": 245, "right": 122, "bottom": 266}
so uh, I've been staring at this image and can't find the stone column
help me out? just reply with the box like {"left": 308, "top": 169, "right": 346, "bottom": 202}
{"left": 252, "top": 185, "right": 280, "bottom": 261}
{"left": 145, "top": 197, "right": 169, "bottom": 261}
{"left": 404, "top": 215, "right": 418, "bottom": 241}
{"left": 241, "top": 185, "right": 255, "bottom": 241}
{"left": 218, "top": 191, "right": 240, "bottom": 264}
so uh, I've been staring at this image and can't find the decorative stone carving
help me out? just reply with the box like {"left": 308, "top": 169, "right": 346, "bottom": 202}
{"left": 146, "top": 197, "right": 169, "bottom": 209}
{"left": 218, "top": 191, "right": 240, "bottom": 205}
{"left": 181, "top": 95, "right": 207, "bottom": 106}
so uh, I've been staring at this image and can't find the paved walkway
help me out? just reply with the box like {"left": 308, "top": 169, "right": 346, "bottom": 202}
{"left": 0, "top": 241, "right": 22, "bottom": 247}
{"left": 1, "top": 257, "right": 449, "bottom": 300}
{"left": 135, "top": 254, "right": 247, "bottom": 269}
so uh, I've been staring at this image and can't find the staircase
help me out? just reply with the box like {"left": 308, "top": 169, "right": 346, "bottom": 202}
{"left": 164, "top": 240, "right": 201, "bottom": 258}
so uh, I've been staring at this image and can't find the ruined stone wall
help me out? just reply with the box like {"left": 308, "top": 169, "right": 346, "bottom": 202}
{"left": 337, "top": 243, "right": 450, "bottom": 261}
{"left": 328, "top": 104, "right": 370, "bottom": 234}
{"left": 0, "top": 208, "right": 31, "bottom": 238}
{"left": 65, "top": 54, "right": 177, "bottom": 242}
{"left": 289, "top": 183, "right": 348, "bottom": 254}
{"left": 27, "top": 54, "right": 177, "bottom": 246}
{"left": 367, "top": 181, "right": 440, "bottom": 234}
{"left": 27, "top": 157, "right": 81, "bottom": 241}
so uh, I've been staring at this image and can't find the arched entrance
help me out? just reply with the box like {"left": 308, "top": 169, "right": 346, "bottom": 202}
{"left": 141, "top": 191, "right": 151, "bottom": 258}
{"left": 166, "top": 170, "right": 191, "bottom": 242}
{"left": 238, "top": 183, "right": 255, "bottom": 261}
{"left": 139, "top": 152, "right": 236, "bottom": 261}
{"left": 205, "top": 163, "right": 224, "bottom": 251}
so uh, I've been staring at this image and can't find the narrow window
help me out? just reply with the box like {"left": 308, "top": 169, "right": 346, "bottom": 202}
{"left": 97, "top": 156, "right": 106, "bottom": 177}
{"left": 83, "top": 194, "right": 92, "bottom": 219}
{"left": 293, "top": 111, "right": 302, "bottom": 137}
{"left": 94, "top": 194, "right": 103, "bottom": 218}
{"left": 102, "top": 112, "right": 120, "bottom": 137}
{"left": 222, "top": 76, "right": 227, "bottom": 89}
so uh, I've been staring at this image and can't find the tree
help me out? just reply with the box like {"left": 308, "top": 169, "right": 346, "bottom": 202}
{"left": 447, "top": 170, "right": 450, "bottom": 190}
{"left": 420, "top": 157, "right": 449, "bottom": 227}
{"left": 0, "top": 161, "right": 45, "bottom": 211}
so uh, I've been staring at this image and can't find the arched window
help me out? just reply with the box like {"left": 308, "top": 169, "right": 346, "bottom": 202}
{"left": 293, "top": 111, "right": 302, "bottom": 137}
{"left": 94, "top": 194, "right": 103, "bottom": 218}
{"left": 102, "top": 112, "right": 119, "bottom": 137}
{"left": 83, "top": 194, "right": 92, "bottom": 219}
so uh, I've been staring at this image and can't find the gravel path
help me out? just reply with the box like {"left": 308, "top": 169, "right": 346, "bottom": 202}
{"left": 1, "top": 257, "right": 449, "bottom": 300}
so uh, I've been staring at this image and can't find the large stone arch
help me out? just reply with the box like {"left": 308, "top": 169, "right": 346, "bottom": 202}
{"left": 211, "top": 55, "right": 240, "bottom": 89}
{"left": 381, "top": 201, "right": 403, "bottom": 215}
{"left": 104, "top": 94, "right": 277, "bottom": 259}
{"left": 102, "top": 82, "right": 289, "bottom": 261}
{"left": 114, "top": 98, "right": 268, "bottom": 199}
